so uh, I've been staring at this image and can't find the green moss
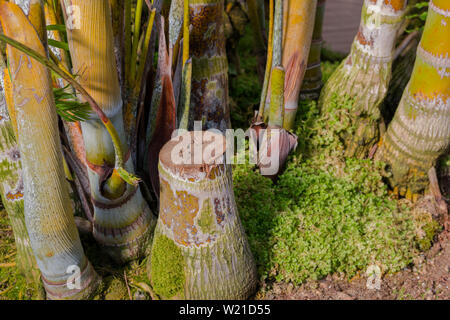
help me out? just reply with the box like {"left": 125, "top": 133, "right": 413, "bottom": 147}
{"left": 0, "top": 209, "right": 42, "bottom": 300}
{"left": 197, "top": 200, "right": 216, "bottom": 235}
{"left": 150, "top": 232, "right": 185, "bottom": 299}
{"left": 104, "top": 277, "right": 128, "bottom": 300}
{"left": 414, "top": 211, "right": 442, "bottom": 251}
{"left": 232, "top": 95, "right": 437, "bottom": 285}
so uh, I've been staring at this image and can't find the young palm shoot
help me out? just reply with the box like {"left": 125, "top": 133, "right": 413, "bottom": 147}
{"left": 0, "top": 1, "right": 100, "bottom": 299}
{"left": 375, "top": 0, "right": 450, "bottom": 199}
{"left": 319, "top": 0, "right": 408, "bottom": 158}
{"left": 61, "top": 0, "right": 156, "bottom": 263}
{"left": 258, "top": 66, "right": 297, "bottom": 179}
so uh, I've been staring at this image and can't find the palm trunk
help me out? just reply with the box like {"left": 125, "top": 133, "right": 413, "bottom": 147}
{"left": 280, "top": 0, "right": 317, "bottom": 130}
{"left": 0, "top": 1, "right": 100, "bottom": 299}
{"left": 148, "top": 131, "right": 258, "bottom": 299}
{"left": 375, "top": 0, "right": 450, "bottom": 197}
{"left": 189, "top": 0, "right": 230, "bottom": 132}
{"left": 0, "top": 53, "right": 40, "bottom": 285}
{"left": 300, "top": 0, "right": 325, "bottom": 100}
{"left": 61, "top": 0, "right": 156, "bottom": 263}
{"left": 319, "top": 0, "right": 407, "bottom": 158}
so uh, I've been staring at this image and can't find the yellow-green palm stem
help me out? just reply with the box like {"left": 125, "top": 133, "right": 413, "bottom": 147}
{"left": 182, "top": 0, "right": 190, "bottom": 67}
{"left": 375, "top": 0, "right": 450, "bottom": 195}
{"left": 124, "top": 0, "right": 132, "bottom": 87}
{"left": 136, "top": 7, "right": 156, "bottom": 93}
{"left": 257, "top": 0, "right": 273, "bottom": 119}
{"left": 0, "top": 52, "right": 40, "bottom": 286}
{"left": 149, "top": 132, "right": 258, "bottom": 299}
{"left": 300, "top": 0, "right": 326, "bottom": 100}
{"left": 319, "top": 0, "right": 407, "bottom": 158}
{"left": 271, "top": 0, "right": 283, "bottom": 68}
{"left": 262, "top": 0, "right": 283, "bottom": 123}
{"left": 189, "top": 0, "right": 230, "bottom": 132}
{"left": 129, "top": 0, "right": 144, "bottom": 88}
{"left": 268, "top": 66, "right": 285, "bottom": 128}
{"left": 125, "top": 4, "right": 156, "bottom": 153}
{"left": 0, "top": 1, "right": 100, "bottom": 299}
{"left": 178, "top": 59, "right": 192, "bottom": 131}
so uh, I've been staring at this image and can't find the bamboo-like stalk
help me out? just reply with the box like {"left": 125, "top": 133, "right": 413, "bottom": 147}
{"left": 0, "top": 1, "right": 100, "bottom": 299}
{"left": 375, "top": 0, "right": 450, "bottom": 198}
{"left": 189, "top": 0, "right": 230, "bottom": 132}
{"left": 0, "top": 52, "right": 40, "bottom": 286}
{"left": 280, "top": 0, "right": 317, "bottom": 130}
{"left": 182, "top": 0, "right": 189, "bottom": 67}
{"left": 268, "top": 66, "right": 285, "bottom": 127}
{"left": 262, "top": 0, "right": 282, "bottom": 123}
{"left": 61, "top": 0, "right": 156, "bottom": 263}
{"left": 257, "top": 0, "right": 273, "bottom": 120}
{"left": 178, "top": 0, "right": 191, "bottom": 130}
{"left": 319, "top": 0, "right": 408, "bottom": 158}
{"left": 300, "top": 0, "right": 326, "bottom": 100}
{"left": 148, "top": 131, "right": 258, "bottom": 299}
{"left": 124, "top": 4, "right": 156, "bottom": 157}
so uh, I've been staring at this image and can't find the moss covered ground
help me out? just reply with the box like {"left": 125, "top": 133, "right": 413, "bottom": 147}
{"left": 229, "top": 25, "right": 440, "bottom": 286}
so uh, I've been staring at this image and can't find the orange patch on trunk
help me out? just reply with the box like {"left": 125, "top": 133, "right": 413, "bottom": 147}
{"left": 159, "top": 179, "right": 200, "bottom": 247}
{"left": 368, "top": 0, "right": 405, "bottom": 11}
{"left": 384, "top": 0, "right": 406, "bottom": 11}
{"left": 356, "top": 28, "right": 373, "bottom": 47}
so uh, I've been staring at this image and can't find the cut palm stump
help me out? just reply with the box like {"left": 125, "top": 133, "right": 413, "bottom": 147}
{"left": 319, "top": 0, "right": 408, "bottom": 158}
{"left": 148, "top": 131, "right": 258, "bottom": 300}
{"left": 375, "top": 0, "right": 450, "bottom": 197}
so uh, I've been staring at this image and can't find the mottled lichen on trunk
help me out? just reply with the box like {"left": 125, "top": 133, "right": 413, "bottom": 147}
{"left": 149, "top": 132, "right": 258, "bottom": 299}
{"left": 189, "top": 0, "right": 230, "bottom": 132}
{"left": 319, "top": 0, "right": 407, "bottom": 158}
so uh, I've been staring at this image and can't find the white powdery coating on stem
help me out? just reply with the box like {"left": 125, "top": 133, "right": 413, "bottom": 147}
{"left": 385, "top": 85, "right": 450, "bottom": 166}
{"left": 417, "top": 45, "right": 450, "bottom": 78}
{"left": 357, "top": 0, "right": 406, "bottom": 58}
{"left": 12, "top": 0, "right": 31, "bottom": 16}
{"left": 430, "top": 0, "right": 450, "bottom": 18}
